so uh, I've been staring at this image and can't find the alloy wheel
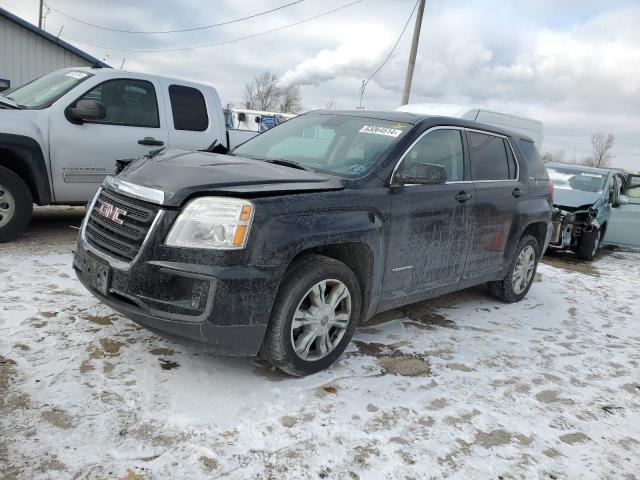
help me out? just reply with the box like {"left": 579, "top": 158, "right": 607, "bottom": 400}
{"left": 0, "top": 185, "right": 16, "bottom": 228}
{"left": 290, "top": 279, "right": 352, "bottom": 361}
{"left": 512, "top": 245, "right": 536, "bottom": 295}
{"left": 592, "top": 230, "right": 601, "bottom": 257}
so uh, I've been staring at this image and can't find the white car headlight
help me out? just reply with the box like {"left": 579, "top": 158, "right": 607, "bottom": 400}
{"left": 165, "top": 197, "right": 254, "bottom": 250}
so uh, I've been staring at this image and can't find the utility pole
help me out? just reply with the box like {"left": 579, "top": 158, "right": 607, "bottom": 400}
{"left": 401, "top": 0, "right": 426, "bottom": 105}
{"left": 38, "top": 0, "right": 44, "bottom": 29}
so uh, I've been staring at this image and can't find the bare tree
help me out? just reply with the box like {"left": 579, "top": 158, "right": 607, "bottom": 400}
{"left": 324, "top": 98, "right": 337, "bottom": 109}
{"left": 542, "top": 150, "right": 566, "bottom": 164}
{"left": 583, "top": 133, "right": 615, "bottom": 167}
{"left": 243, "top": 71, "right": 303, "bottom": 113}
{"left": 243, "top": 71, "right": 281, "bottom": 111}
{"left": 279, "top": 85, "right": 303, "bottom": 114}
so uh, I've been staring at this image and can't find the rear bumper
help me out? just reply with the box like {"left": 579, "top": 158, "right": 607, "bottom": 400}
{"left": 73, "top": 240, "right": 284, "bottom": 356}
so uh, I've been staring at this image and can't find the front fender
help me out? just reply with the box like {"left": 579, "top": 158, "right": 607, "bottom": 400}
{"left": 0, "top": 132, "right": 52, "bottom": 204}
{"left": 252, "top": 209, "right": 385, "bottom": 266}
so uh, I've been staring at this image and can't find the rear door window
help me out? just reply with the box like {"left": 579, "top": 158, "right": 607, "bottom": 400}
{"left": 168, "top": 85, "right": 208, "bottom": 131}
{"left": 468, "top": 131, "right": 512, "bottom": 181}
{"left": 519, "top": 139, "right": 549, "bottom": 180}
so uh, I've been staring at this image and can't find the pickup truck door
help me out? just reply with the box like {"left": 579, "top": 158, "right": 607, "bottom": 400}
{"left": 603, "top": 174, "right": 640, "bottom": 248}
{"left": 49, "top": 76, "right": 169, "bottom": 203}
{"left": 383, "top": 127, "right": 475, "bottom": 298}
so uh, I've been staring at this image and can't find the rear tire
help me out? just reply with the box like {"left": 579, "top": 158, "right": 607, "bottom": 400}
{"left": 488, "top": 235, "right": 540, "bottom": 303}
{"left": 0, "top": 166, "right": 33, "bottom": 242}
{"left": 576, "top": 227, "right": 601, "bottom": 261}
{"left": 260, "top": 254, "right": 361, "bottom": 376}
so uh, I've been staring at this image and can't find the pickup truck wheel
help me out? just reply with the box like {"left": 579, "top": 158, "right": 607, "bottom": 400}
{"left": 576, "top": 227, "right": 601, "bottom": 261}
{"left": 487, "top": 235, "right": 540, "bottom": 303}
{"left": 260, "top": 254, "right": 361, "bottom": 376}
{"left": 0, "top": 166, "right": 33, "bottom": 242}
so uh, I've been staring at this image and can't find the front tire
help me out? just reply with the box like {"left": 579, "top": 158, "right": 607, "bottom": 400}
{"left": 0, "top": 166, "right": 33, "bottom": 242}
{"left": 260, "top": 254, "right": 361, "bottom": 376}
{"left": 488, "top": 235, "right": 540, "bottom": 303}
{"left": 576, "top": 227, "right": 601, "bottom": 261}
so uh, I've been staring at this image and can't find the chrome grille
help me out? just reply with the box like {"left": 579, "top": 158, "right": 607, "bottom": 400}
{"left": 85, "top": 188, "right": 159, "bottom": 262}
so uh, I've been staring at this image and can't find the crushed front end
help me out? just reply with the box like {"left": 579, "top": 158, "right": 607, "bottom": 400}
{"left": 549, "top": 205, "right": 600, "bottom": 250}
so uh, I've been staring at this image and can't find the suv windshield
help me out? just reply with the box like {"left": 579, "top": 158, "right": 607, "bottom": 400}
{"left": 547, "top": 166, "right": 606, "bottom": 193}
{"left": 2, "top": 70, "right": 93, "bottom": 109}
{"left": 233, "top": 113, "right": 412, "bottom": 177}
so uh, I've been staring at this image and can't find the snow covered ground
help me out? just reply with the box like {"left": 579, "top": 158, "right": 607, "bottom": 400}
{"left": 1, "top": 207, "right": 639, "bottom": 479}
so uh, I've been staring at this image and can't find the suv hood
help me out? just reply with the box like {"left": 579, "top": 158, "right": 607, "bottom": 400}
{"left": 553, "top": 188, "right": 601, "bottom": 210}
{"left": 116, "top": 149, "right": 346, "bottom": 206}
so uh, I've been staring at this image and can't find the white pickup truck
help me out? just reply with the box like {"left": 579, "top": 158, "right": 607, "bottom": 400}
{"left": 0, "top": 66, "right": 256, "bottom": 241}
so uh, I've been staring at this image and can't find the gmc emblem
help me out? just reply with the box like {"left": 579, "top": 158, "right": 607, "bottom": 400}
{"left": 96, "top": 201, "right": 127, "bottom": 225}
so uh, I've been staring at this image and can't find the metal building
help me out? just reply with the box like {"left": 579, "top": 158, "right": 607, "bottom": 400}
{"left": 0, "top": 6, "right": 109, "bottom": 91}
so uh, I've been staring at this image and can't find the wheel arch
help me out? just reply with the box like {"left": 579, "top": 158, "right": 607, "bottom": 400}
{"left": 285, "top": 242, "right": 375, "bottom": 324}
{"left": 0, "top": 134, "right": 51, "bottom": 205}
{"left": 521, "top": 221, "right": 548, "bottom": 255}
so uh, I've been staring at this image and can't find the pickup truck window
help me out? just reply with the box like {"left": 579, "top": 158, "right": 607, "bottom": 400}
{"left": 469, "top": 131, "right": 513, "bottom": 181}
{"left": 233, "top": 113, "right": 412, "bottom": 177}
{"left": 78, "top": 79, "right": 159, "bottom": 128}
{"left": 168, "top": 85, "right": 208, "bottom": 131}
{"left": 400, "top": 129, "right": 464, "bottom": 182}
{"left": 3, "top": 69, "right": 93, "bottom": 109}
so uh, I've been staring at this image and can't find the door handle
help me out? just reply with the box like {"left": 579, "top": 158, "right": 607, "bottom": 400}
{"left": 138, "top": 137, "right": 164, "bottom": 146}
{"left": 512, "top": 188, "right": 523, "bottom": 198}
{"left": 455, "top": 191, "right": 472, "bottom": 203}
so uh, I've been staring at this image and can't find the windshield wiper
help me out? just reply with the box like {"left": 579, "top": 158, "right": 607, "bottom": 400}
{"left": 264, "top": 159, "right": 310, "bottom": 171}
{"left": 0, "top": 95, "right": 23, "bottom": 109}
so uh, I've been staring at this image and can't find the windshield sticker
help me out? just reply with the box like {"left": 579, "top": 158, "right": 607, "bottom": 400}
{"left": 393, "top": 123, "right": 408, "bottom": 129}
{"left": 582, "top": 173, "right": 603, "bottom": 178}
{"left": 359, "top": 125, "right": 403, "bottom": 137}
{"left": 65, "top": 71, "right": 88, "bottom": 79}
{"left": 349, "top": 165, "right": 366, "bottom": 175}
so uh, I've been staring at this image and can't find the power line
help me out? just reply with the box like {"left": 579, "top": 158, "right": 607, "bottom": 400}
{"left": 358, "top": 0, "right": 419, "bottom": 108}
{"left": 59, "top": 0, "right": 365, "bottom": 53}
{"left": 44, "top": 0, "right": 309, "bottom": 34}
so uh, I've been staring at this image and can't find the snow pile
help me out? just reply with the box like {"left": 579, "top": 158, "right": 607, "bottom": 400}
{"left": 1, "top": 222, "right": 639, "bottom": 479}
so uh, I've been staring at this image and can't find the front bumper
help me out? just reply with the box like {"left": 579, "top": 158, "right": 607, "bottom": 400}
{"left": 73, "top": 238, "right": 284, "bottom": 356}
{"left": 549, "top": 206, "right": 600, "bottom": 250}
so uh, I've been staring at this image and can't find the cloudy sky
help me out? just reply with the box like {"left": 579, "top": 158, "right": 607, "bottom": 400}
{"left": 2, "top": 0, "right": 639, "bottom": 169}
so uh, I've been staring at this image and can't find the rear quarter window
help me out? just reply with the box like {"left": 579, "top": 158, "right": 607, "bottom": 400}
{"left": 168, "top": 85, "right": 209, "bottom": 131}
{"left": 519, "top": 139, "right": 549, "bottom": 180}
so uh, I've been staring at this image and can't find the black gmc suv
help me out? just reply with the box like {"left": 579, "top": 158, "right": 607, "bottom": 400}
{"left": 74, "top": 110, "right": 553, "bottom": 376}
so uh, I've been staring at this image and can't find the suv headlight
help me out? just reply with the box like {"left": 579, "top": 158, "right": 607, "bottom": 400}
{"left": 165, "top": 197, "right": 254, "bottom": 250}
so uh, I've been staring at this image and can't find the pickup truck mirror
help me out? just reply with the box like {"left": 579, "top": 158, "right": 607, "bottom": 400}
{"left": 396, "top": 162, "right": 447, "bottom": 186}
{"left": 66, "top": 99, "right": 107, "bottom": 123}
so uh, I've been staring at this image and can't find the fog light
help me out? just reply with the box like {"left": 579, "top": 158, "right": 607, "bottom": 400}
{"left": 191, "top": 280, "right": 209, "bottom": 309}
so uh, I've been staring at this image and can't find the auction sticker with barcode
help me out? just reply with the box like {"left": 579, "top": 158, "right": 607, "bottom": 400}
{"left": 359, "top": 125, "right": 403, "bottom": 137}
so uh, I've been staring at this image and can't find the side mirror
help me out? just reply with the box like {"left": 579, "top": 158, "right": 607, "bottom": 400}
{"left": 396, "top": 162, "right": 447, "bottom": 185}
{"left": 66, "top": 99, "right": 106, "bottom": 123}
{"left": 616, "top": 194, "right": 630, "bottom": 206}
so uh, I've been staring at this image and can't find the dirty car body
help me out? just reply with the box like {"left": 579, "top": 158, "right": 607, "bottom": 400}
{"left": 74, "top": 110, "right": 553, "bottom": 375}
